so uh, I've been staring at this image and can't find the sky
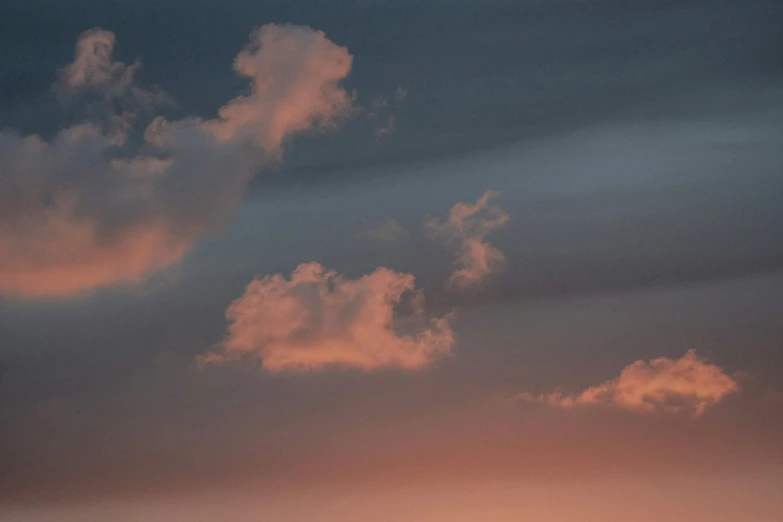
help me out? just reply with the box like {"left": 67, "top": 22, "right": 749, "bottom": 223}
{"left": 1, "top": 0, "right": 782, "bottom": 520}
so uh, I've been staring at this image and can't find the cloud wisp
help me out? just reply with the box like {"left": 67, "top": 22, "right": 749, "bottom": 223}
{"left": 362, "top": 217, "right": 409, "bottom": 243}
{"left": 200, "top": 262, "right": 455, "bottom": 372}
{"left": 367, "top": 86, "right": 407, "bottom": 138}
{"left": 56, "top": 28, "right": 168, "bottom": 108}
{"left": 427, "top": 190, "right": 509, "bottom": 289}
{"left": 517, "top": 350, "right": 740, "bottom": 417}
{"left": 0, "top": 24, "right": 354, "bottom": 298}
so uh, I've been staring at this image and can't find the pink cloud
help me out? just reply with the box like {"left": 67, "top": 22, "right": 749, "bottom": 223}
{"left": 200, "top": 262, "right": 455, "bottom": 372}
{"left": 208, "top": 24, "right": 354, "bottom": 152}
{"left": 0, "top": 25, "right": 354, "bottom": 299}
{"left": 427, "top": 190, "right": 509, "bottom": 289}
{"left": 518, "top": 350, "right": 740, "bottom": 417}
{"left": 57, "top": 28, "right": 138, "bottom": 94}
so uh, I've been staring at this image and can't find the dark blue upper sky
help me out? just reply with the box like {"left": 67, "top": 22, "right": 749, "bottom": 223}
{"left": 2, "top": 0, "right": 781, "bottom": 182}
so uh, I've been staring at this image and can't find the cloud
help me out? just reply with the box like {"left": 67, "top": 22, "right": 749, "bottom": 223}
{"left": 518, "top": 350, "right": 740, "bottom": 417}
{"left": 374, "top": 113, "right": 396, "bottom": 138}
{"left": 367, "top": 86, "right": 407, "bottom": 138}
{"left": 55, "top": 28, "right": 170, "bottom": 144}
{"left": 200, "top": 262, "right": 455, "bottom": 372}
{"left": 0, "top": 24, "right": 354, "bottom": 298}
{"left": 57, "top": 28, "right": 139, "bottom": 95}
{"left": 362, "top": 217, "right": 409, "bottom": 243}
{"left": 426, "top": 190, "right": 509, "bottom": 289}
{"left": 207, "top": 24, "right": 354, "bottom": 153}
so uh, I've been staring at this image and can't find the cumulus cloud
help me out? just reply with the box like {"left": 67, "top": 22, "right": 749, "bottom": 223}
{"left": 200, "top": 262, "right": 455, "bottom": 372}
{"left": 427, "top": 190, "right": 509, "bottom": 289}
{"left": 0, "top": 24, "right": 354, "bottom": 298}
{"left": 517, "top": 350, "right": 740, "bottom": 417}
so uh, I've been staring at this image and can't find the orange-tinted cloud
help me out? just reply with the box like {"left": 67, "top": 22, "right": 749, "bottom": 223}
{"left": 200, "top": 262, "right": 455, "bottom": 372}
{"left": 518, "top": 350, "right": 739, "bottom": 416}
{"left": 0, "top": 25, "right": 354, "bottom": 299}
{"left": 427, "top": 190, "right": 509, "bottom": 289}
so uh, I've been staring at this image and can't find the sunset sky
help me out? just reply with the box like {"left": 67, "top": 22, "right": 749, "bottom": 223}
{"left": 1, "top": 0, "right": 783, "bottom": 520}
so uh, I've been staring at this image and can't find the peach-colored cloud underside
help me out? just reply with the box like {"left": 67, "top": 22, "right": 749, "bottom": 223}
{"left": 520, "top": 350, "right": 739, "bottom": 416}
{"left": 202, "top": 262, "right": 454, "bottom": 371}
{"left": 0, "top": 224, "right": 187, "bottom": 297}
{"left": 0, "top": 25, "right": 353, "bottom": 298}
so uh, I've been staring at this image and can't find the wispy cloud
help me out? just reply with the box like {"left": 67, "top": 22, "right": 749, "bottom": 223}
{"left": 0, "top": 24, "right": 354, "bottom": 298}
{"left": 427, "top": 190, "right": 509, "bottom": 289}
{"left": 200, "top": 262, "right": 455, "bottom": 372}
{"left": 56, "top": 28, "right": 166, "bottom": 105}
{"left": 367, "top": 86, "right": 407, "bottom": 138}
{"left": 517, "top": 350, "right": 740, "bottom": 417}
{"left": 54, "top": 28, "right": 171, "bottom": 144}
{"left": 361, "top": 217, "right": 409, "bottom": 243}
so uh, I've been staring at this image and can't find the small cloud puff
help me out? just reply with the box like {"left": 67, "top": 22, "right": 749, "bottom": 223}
{"left": 200, "top": 263, "right": 455, "bottom": 372}
{"left": 427, "top": 190, "right": 509, "bottom": 289}
{"left": 517, "top": 350, "right": 740, "bottom": 417}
